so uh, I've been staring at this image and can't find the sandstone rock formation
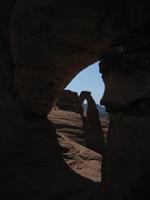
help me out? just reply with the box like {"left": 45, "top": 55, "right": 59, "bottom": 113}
{"left": 56, "top": 132, "right": 102, "bottom": 182}
{"left": 100, "top": 24, "right": 150, "bottom": 199}
{"left": 0, "top": 0, "right": 150, "bottom": 199}
{"left": 48, "top": 108, "right": 86, "bottom": 146}
{"left": 0, "top": 119, "right": 101, "bottom": 200}
{"left": 79, "top": 91, "right": 105, "bottom": 154}
{"left": 49, "top": 90, "right": 105, "bottom": 153}
{"left": 55, "top": 90, "right": 82, "bottom": 113}
{"left": 48, "top": 90, "right": 104, "bottom": 182}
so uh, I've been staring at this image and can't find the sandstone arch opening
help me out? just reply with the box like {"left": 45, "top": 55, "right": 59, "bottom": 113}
{"left": 82, "top": 99, "right": 88, "bottom": 116}
{"left": 65, "top": 61, "right": 109, "bottom": 139}
{"left": 48, "top": 62, "right": 109, "bottom": 182}
{"left": 1, "top": 1, "right": 150, "bottom": 199}
{"left": 65, "top": 62, "right": 105, "bottom": 105}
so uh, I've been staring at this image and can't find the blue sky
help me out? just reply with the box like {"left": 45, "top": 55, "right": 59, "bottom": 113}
{"left": 65, "top": 62, "right": 104, "bottom": 104}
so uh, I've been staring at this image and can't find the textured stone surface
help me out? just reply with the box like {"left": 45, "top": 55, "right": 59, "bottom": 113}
{"left": 48, "top": 109, "right": 86, "bottom": 145}
{"left": 100, "top": 24, "right": 150, "bottom": 199}
{"left": 48, "top": 90, "right": 104, "bottom": 182}
{"left": 50, "top": 90, "right": 105, "bottom": 154}
{"left": 0, "top": 0, "right": 150, "bottom": 199}
{"left": 48, "top": 109, "right": 102, "bottom": 182}
{"left": 0, "top": 119, "right": 101, "bottom": 199}
{"left": 10, "top": 0, "right": 148, "bottom": 118}
{"left": 57, "top": 133, "right": 102, "bottom": 182}
{"left": 80, "top": 91, "right": 105, "bottom": 154}
{"left": 55, "top": 90, "right": 82, "bottom": 113}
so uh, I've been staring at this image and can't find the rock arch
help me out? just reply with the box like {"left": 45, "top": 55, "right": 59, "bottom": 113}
{"left": 79, "top": 91, "right": 105, "bottom": 154}
{"left": 0, "top": 0, "right": 150, "bottom": 199}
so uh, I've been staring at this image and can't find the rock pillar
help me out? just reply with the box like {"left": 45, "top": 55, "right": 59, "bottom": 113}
{"left": 80, "top": 91, "right": 105, "bottom": 154}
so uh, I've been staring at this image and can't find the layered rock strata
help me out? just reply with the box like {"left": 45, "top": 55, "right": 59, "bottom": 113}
{"left": 48, "top": 90, "right": 104, "bottom": 182}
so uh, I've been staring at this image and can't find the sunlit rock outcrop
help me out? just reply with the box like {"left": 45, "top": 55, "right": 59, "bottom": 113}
{"left": 48, "top": 90, "right": 104, "bottom": 182}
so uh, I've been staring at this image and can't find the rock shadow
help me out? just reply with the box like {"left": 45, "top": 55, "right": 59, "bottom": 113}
{"left": 0, "top": 118, "right": 101, "bottom": 199}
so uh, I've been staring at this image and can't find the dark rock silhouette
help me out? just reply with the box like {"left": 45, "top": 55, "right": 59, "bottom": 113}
{"left": 79, "top": 91, "right": 105, "bottom": 154}
{"left": 0, "top": 0, "right": 150, "bottom": 199}
{"left": 0, "top": 119, "right": 101, "bottom": 199}
{"left": 55, "top": 90, "right": 82, "bottom": 113}
{"left": 100, "top": 23, "right": 150, "bottom": 199}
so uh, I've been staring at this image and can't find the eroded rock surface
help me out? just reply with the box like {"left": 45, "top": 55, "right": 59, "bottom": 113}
{"left": 0, "top": 119, "right": 101, "bottom": 199}
{"left": 57, "top": 133, "right": 102, "bottom": 182}
{"left": 48, "top": 109, "right": 86, "bottom": 145}
{"left": 80, "top": 91, "right": 105, "bottom": 154}
{"left": 55, "top": 90, "right": 82, "bottom": 113}
{"left": 0, "top": 0, "right": 150, "bottom": 199}
{"left": 48, "top": 90, "right": 103, "bottom": 182}
{"left": 100, "top": 24, "right": 150, "bottom": 199}
{"left": 49, "top": 90, "right": 105, "bottom": 153}
{"left": 48, "top": 109, "right": 102, "bottom": 182}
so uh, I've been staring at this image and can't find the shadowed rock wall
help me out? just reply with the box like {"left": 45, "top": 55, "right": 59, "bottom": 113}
{"left": 0, "top": 0, "right": 150, "bottom": 199}
{"left": 100, "top": 24, "right": 150, "bottom": 199}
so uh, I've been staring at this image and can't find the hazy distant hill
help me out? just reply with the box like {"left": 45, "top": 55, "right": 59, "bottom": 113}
{"left": 82, "top": 104, "right": 108, "bottom": 118}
